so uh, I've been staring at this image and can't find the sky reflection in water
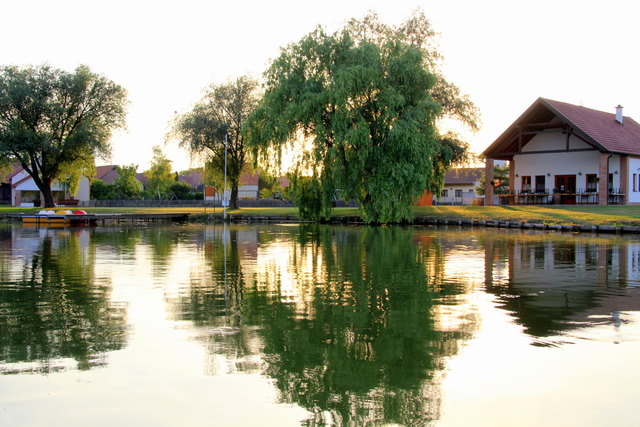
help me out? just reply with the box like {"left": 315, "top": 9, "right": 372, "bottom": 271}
{"left": 0, "top": 223, "right": 639, "bottom": 426}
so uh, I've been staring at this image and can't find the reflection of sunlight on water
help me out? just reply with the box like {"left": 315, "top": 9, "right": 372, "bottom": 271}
{"left": 4, "top": 225, "right": 640, "bottom": 426}
{"left": 442, "top": 247, "right": 485, "bottom": 285}
{"left": 255, "top": 237, "right": 323, "bottom": 316}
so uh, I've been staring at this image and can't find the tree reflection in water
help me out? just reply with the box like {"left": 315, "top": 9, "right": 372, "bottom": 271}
{"left": 0, "top": 227, "right": 127, "bottom": 374}
{"left": 168, "top": 224, "right": 478, "bottom": 425}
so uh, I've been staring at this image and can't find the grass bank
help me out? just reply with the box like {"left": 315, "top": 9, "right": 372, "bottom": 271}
{"left": 2, "top": 205, "right": 640, "bottom": 227}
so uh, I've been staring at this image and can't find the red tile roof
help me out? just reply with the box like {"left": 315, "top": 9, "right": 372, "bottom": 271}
{"left": 177, "top": 171, "right": 203, "bottom": 188}
{"left": 543, "top": 99, "right": 640, "bottom": 155}
{"left": 484, "top": 98, "right": 640, "bottom": 158}
{"left": 135, "top": 173, "right": 148, "bottom": 187}
{"left": 444, "top": 168, "right": 484, "bottom": 185}
{"left": 96, "top": 165, "right": 119, "bottom": 184}
{"left": 240, "top": 173, "right": 259, "bottom": 186}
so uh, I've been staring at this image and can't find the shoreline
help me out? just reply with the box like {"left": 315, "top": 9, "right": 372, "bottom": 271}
{"left": 192, "top": 213, "right": 640, "bottom": 234}
{"left": 3, "top": 205, "right": 640, "bottom": 234}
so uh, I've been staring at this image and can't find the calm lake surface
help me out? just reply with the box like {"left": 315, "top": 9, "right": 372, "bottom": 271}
{"left": 1, "top": 222, "right": 639, "bottom": 426}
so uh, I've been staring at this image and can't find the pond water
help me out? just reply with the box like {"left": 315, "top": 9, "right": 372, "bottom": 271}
{"left": 0, "top": 223, "right": 639, "bottom": 426}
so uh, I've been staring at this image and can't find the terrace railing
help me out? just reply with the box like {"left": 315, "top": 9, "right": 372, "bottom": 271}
{"left": 498, "top": 188, "right": 624, "bottom": 205}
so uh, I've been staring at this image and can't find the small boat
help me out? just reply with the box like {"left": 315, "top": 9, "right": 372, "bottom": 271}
{"left": 22, "top": 210, "right": 96, "bottom": 227}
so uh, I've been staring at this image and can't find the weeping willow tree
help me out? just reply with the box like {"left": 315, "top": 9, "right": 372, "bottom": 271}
{"left": 246, "top": 10, "right": 478, "bottom": 223}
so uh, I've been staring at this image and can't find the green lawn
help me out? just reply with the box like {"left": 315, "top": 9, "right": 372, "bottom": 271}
{"left": 3, "top": 205, "right": 640, "bottom": 226}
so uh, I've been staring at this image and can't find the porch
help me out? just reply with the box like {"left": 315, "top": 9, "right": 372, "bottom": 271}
{"left": 498, "top": 188, "right": 624, "bottom": 205}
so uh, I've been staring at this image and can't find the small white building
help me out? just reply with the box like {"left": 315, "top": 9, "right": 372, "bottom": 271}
{"left": 438, "top": 168, "right": 483, "bottom": 205}
{"left": 483, "top": 98, "right": 640, "bottom": 205}
{"left": 11, "top": 169, "right": 90, "bottom": 207}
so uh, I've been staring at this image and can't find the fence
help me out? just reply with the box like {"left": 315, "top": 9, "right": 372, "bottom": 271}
{"left": 497, "top": 188, "right": 624, "bottom": 205}
{"left": 81, "top": 199, "right": 294, "bottom": 208}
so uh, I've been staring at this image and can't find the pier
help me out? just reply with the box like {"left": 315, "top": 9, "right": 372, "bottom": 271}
{"left": 10, "top": 212, "right": 191, "bottom": 226}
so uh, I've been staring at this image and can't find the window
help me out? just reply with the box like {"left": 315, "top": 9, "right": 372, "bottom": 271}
{"left": 608, "top": 173, "right": 614, "bottom": 192}
{"left": 521, "top": 176, "right": 531, "bottom": 192}
{"left": 441, "top": 189, "right": 448, "bottom": 197}
{"left": 634, "top": 174, "right": 638, "bottom": 192}
{"left": 455, "top": 189, "right": 463, "bottom": 198}
{"left": 586, "top": 174, "right": 598, "bottom": 192}
{"left": 535, "top": 175, "right": 546, "bottom": 193}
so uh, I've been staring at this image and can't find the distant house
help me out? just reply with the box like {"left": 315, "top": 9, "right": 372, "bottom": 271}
{"left": 204, "top": 173, "right": 260, "bottom": 202}
{"left": 1, "top": 164, "right": 22, "bottom": 204}
{"left": 438, "top": 168, "right": 484, "bottom": 205}
{"left": 11, "top": 168, "right": 90, "bottom": 207}
{"left": 95, "top": 165, "right": 120, "bottom": 184}
{"left": 483, "top": 98, "right": 640, "bottom": 205}
{"left": 95, "top": 165, "right": 147, "bottom": 191}
{"left": 178, "top": 170, "right": 204, "bottom": 191}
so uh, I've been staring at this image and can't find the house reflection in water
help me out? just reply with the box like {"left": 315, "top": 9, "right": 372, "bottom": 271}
{"left": 482, "top": 231, "right": 640, "bottom": 340}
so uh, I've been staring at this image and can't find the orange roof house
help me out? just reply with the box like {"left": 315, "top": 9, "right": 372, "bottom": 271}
{"left": 483, "top": 98, "right": 640, "bottom": 206}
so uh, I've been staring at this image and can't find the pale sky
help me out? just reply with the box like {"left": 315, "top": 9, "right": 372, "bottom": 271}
{"left": 2, "top": 0, "right": 639, "bottom": 172}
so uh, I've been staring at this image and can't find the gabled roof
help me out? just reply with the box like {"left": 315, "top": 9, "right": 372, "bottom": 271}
{"left": 135, "top": 173, "right": 148, "bottom": 188}
{"left": 177, "top": 171, "right": 203, "bottom": 188}
{"left": 444, "top": 167, "right": 483, "bottom": 185}
{"left": 240, "top": 173, "right": 259, "bottom": 186}
{"left": 483, "top": 98, "right": 640, "bottom": 159}
{"left": 96, "top": 165, "right": 119, "bottom": 184}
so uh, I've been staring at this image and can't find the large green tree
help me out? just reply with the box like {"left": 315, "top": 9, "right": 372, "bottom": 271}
{"left": 169, "top": 75, "right": 261, "bottom": 209}
{"left": 0, "top": 64, "right": 127, "bottom": 207}
{"left": 246, "top": 11, "right": 478, "bottom": 223}
{"left": 144, "top": 145, "right": 174, "bottom": 199}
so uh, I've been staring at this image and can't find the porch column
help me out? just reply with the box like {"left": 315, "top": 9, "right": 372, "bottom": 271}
{"left": 484, "top": 158, "right": 494, "bottom": 206}
{"left": 509, "top": 158, "right": 516, "bottom": 194}
{"left": 621, "top": 155, "right": 629, "bottom": 205}
{"left": 599, "top": 152, "right": 609, "bottom": 206}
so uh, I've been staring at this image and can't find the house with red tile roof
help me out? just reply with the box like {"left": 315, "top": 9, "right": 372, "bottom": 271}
{"left": 0, "top": 163, "right": 22, "bottom": 204}
{"left": 11, "top": 167, "right": 90, "bottom": 207}
{"left": 95, "top": 165, "right": 149, "bottom": 190}
{"left": 483, "top": 98, "right": 640, "bottom": 205}
{"left": 95, "top": 165, "right": 120, "bottom": 184}
{"left": 439, "top": 168, "right": 484, "bottom": 205}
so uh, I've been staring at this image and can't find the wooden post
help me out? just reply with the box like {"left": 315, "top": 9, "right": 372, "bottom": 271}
{"left": 484, "top": 158, "right": 494, "bottom": 206}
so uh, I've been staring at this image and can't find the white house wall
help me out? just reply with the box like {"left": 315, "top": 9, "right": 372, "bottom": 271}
{"left": 75, "top": 176, "right": 90, "bottom": 201}
{"left": 439, "top": 184, "right": 479, "bottom": 205}
{"left": 628, "top": 157, "right": 640, "bottom": 204}
{"left": 514, "top": 132, "right": 621, "bottom": 192}
{"left": 11, "top": 170, "right": 90, "bottom": 206}
{"left": 521, "top": 131, "right": 591, "bottom": 152}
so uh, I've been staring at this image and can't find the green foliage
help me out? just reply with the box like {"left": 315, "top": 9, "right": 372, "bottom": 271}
{"left": 289, "top": 175, "right": 333, "bottom": 221}
{"left": 90, "top": 164, "right": 141, "bottom": 200}
{"left": 0, "top": 64, "right": 127, "bottom": 207}
{"left": 144, "top": 146, "right": 174, "bottom": 199}
{"left": 168, "top": 181, "right": 193, "bottom": 199}
{"left": 90, "top": 179, "right": 113, "bottom": 200}
{"left": 258, "top": 172, "right": 285, "bottom": 199}
{"left": 170, "top": 75, "right": 261, "bottom": 209}
{"left": 476, "top": 163, "right": 509, "bottom": 195}
{"left": 246, "top": 10, "right": 478, "bottom": 223}
{"left": 113, "top": 164, "right": 142, "bottom": 199}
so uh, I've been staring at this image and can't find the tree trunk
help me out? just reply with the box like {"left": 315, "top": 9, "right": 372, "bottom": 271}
{"left": 230, "top": 184, "right": 239, "bottom": 210}
{"left": 38, "top": 179, "right": 56, "bottom": 208}
{"left": 41, "top": 185, "right": 56, "bottom": 208}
